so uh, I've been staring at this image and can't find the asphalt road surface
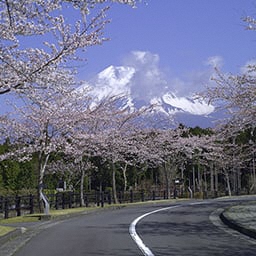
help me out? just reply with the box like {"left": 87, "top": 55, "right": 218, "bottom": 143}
{"left": 13, "top": 198, "right": 256, "bottom": 256}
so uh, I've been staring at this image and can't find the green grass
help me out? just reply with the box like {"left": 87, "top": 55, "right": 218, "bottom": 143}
{"left": 0, "top": 225, "right": 15, "bottom": 237}
{"left": 0, "top": 215, "right": 41, "bottom": 225}
{"left": 50, "top": 207, "right": 94, "bottom": 215}
{"left": 0, "top": 207, "right": 100, "bottom": 225}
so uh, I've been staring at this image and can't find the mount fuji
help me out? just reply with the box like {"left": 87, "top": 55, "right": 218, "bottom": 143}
{"left": 80, "top": 65, "right": 217, "bottom": 128}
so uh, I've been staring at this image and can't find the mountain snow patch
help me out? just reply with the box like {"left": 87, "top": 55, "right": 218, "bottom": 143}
{"left": 162, "top": 93, "right": 214, "bottom": 116}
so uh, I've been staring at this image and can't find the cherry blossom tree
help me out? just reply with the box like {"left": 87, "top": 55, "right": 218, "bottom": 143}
{"left": 142, "top": 127, "right": 225, "bottom": 199}
{"left": 0, "top": 0, "right": 144, "bottom": 211}
{"left": 46, "top": 156, "right": 97, "bottom": 206}
{"left": 124, "top": 127, "right": 188, "bottom": 199}
{"left": 1, "top": 90, "right": 139, "bottom": 208}
{"left": 202, "top": 68, "right": 256, "bottom": 194}
{"left": 0, "top": 82, "right": 96, "bottom": 210}
{"left": 83, "top": 103, "right": 151, "bottom": 203}
{"left": 118, "top": 129, "right": 164, "bottom": 192}
{"left": 204, "top": 69, "right": 256, "bottom": 132}
{"left": 0, "top": 0, "right": 137, "bottom": 95}
{"left": 200, "top": 14, "right": 256, "bottom": 197}
{"left": 61, "top": 96, "right": 124, "bottom": 205}
{"left": 202, "top": 13, "right": 256, "bottom": 132}
{"left": 44, "top": 92, "right": 150, "bottom": 204}
{"left": 188, "top": 133, "right": 222, "bottom": 197}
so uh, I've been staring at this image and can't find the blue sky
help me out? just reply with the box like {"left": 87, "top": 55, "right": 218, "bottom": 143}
{"left": 80, "top": 0, "right": 256, "bottom": 89}
{"left": 1, "top": 0, "right": 256, "bottom": 115}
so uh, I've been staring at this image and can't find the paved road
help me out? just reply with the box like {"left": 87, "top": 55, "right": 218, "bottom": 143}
{"left": 13, "top": 199, "right": 256, "bottom": 256}
{"left": 135, "top": 200, "right": 256, "bottom": 255}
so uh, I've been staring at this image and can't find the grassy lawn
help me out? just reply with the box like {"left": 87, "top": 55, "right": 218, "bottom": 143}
{"left": 0, "top": 206, "right": 102, "bottom": 227}
{"left": 49, "top": 207, "right": 95, "bottom": 216}
{"left": 0, "top": 208, "right": 91, "bottom": 237}
{"left": 0, "top": 225, "right": 15, "bottom": 237}
{"left": 0, "top": 215, "right": 41, "bottom": 225}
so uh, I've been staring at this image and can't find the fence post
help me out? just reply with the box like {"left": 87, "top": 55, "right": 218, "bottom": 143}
{"left": 101, "top": 192, "right": 104, "bottom": 207}
{"left": 16, "top": 195, "right": 21, "bottom": 217}
{"left": 96, "top": 192, "right": 100, "bottom": 207}
{"left": 108, "top": 191, "right": 112, "bottom": 205}
{"left": 55, "top": 193, "right": 59, "bottom": 210}
{"left": 4, "top": 197, "right": 9, "bottom": 219}
{"left": 62, "top": 193, "right": 65, "bottom": 209}
{"left": 69, "top": 191, "right": 72, "bottom": 208}
{"left": 30, "top": 194, "right": 34, "bottom": 214}
{"left": 79, "top": 192, "right": 83, "bottom": 207}
{"left": 173, "top": 187, "right": 177, "bottom": 199}
{"left": 118, "top": 191, "right": 122, "bottom": 204}
{"left": 163, "top": 190, "right": 166, "bottom": 199}
{"left": 130, "top": 190, "right": 133, "bottom": 203}
{"left": 0, "top": 196, "right": 3, "bottom": 213}
{"left": 84, "top": 194, "right": 88, "bottom": 207}
{"left": 141, "top": 190, "right": 144, "bottom": 202}
{"left": 152, "top": 191, "right": 156, "bottom": 200}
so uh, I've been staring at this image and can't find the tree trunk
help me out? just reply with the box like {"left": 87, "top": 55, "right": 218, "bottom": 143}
{"left": 224, "top": 169, "right": 232, "bottom": 197}
{"left": 250, "top": 158, "right": 256, "bottom": 193}
{"left": 163, "top": 162, "right": 171, "bottom": 199}
{"left": 38, "top": 153, "right": 50, "bottom": 213}
{"left": 210, "top": 163, "right": 214, "bottom": 197}
{"left": 112, "top": 163, "right": 118, "bottom": 204}
{"left": 80, "top": 167, "right": 85, "bottom": 207}
{"left": 122, "top": 163, "right": 128, "bottom": 193}
{"left": 197, "top": 164, "right": 202, "bottom": 193}
{"left": 192, "top": 166, "right": 196, "bottom": 193}
{"left": 237, "top": 168, "right": 241, "bottom": 195}
{"left": 203, "top": 168, "right": 207, "bottom": 196}
{"left": 214, "top": 166, "right": 218, "bottom": 197}
{"left": 181, "top": 165, "right": 184, "bottom": 197}
{"left": 232, "top": 169, "right": 237, "bottom": 195}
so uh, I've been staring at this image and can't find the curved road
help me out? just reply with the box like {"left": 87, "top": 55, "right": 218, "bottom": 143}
{"left": 12, "top": 198, "right": 256, "bottom": 256}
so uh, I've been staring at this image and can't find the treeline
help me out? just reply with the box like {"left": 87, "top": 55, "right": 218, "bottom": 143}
{"left": 0, "top": 125, "right": 254, "bottom": 200}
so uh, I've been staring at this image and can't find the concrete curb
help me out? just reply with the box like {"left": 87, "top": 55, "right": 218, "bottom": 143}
{"left": 0, "top": 228, "right": 24, "bottom": 246}
{"left": 220, "top": 209, "right": 256, "bottom": 239}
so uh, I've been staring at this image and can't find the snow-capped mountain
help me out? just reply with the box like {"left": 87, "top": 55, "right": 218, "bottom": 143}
{"left": 80, "top": 65, "right": 216, "bottom": 128}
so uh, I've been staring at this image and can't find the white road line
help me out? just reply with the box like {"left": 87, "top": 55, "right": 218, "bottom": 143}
{"left": 129, "top": 201, "right": 207, "bottom": 256}
{"left": 129, "top": 205, "right": 180, "bottom": 256}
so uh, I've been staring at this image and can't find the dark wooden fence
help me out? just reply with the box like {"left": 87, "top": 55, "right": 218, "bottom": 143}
{"left": 0, "top": 190, "right": 170, "bottom": 219}
{"left": 0, "top": 194, "right": 35, "bottom": 219}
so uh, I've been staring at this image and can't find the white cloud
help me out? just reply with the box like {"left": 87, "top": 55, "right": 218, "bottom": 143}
{"left": 122, "top": 51, "right": 168, "bottom": 102}
{"left": 132, "top": 51, "right": 147, "bottom": 63}
{"left": 125, "top": 51, "right": 160, "bottom": 67}
{"left": 205, "top": 56, "right": 224, "bottom": 68}
{"left": 118, "top": 51, "right": 223, "bottom": 100}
